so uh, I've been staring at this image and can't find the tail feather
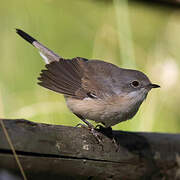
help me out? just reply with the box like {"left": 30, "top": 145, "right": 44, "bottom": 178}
{"left": 16, "top": 28, "right": 60, "bottom": 63}
{"left": 16, "top": 29, "right": 36, "bottom": 44}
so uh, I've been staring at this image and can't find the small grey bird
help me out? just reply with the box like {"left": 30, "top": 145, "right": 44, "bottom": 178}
{"left": 16, "top": 29, "right": 160, "bottom": 137}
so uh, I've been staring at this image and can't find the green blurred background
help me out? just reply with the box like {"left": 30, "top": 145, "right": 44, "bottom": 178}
{"left": 0, "top": 0, "right": 179, "bottom": 133}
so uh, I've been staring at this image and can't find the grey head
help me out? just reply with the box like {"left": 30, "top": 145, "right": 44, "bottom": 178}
{"left": 111, "top": 67, "right": 160, "bottom": 97}
{"left": 108, "top": 67, "right": 160, "bottom": 114}
{"left": 116, "top": 68, "right": 160, "bottom": 92}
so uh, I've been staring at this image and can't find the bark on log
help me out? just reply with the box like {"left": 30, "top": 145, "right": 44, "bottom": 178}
{"left": 0, "top": 119, "right": 180, "bottom": 180}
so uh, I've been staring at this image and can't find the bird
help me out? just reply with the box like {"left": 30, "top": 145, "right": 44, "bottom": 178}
{"left": 16, "top": 29, "right": 160, "bottom": 140}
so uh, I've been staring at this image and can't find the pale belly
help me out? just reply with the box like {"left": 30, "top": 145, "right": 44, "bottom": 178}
{"left": 65, "top": 95, "right": 144, "bottom": 127}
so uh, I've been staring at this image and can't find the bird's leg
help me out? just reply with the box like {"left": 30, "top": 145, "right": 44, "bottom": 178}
{"left": 76, "top": 118, "right": 94, "bottom": 129}
{"left": 75, "top": 114, "right": 102, "bottom": 143}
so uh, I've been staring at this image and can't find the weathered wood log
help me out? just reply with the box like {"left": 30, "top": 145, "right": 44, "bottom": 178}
{"left": 0, "top": 119, "right": 180, "bottom": 180}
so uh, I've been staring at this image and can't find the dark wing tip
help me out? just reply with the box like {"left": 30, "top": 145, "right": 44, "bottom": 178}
{"left": 16, "top": 28, "right": 37, "bottom": 44}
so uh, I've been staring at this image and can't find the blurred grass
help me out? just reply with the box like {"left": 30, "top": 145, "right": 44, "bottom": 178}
{"left": 0, "top": 0, "right": 180, "bottom": 133}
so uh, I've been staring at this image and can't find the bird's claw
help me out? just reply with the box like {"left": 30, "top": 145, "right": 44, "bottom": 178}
{"left": 90, "top": 127, "right": 103, "bottom": 144}
{"left": 76, "top": 123, "right": 103, "bottom": 144}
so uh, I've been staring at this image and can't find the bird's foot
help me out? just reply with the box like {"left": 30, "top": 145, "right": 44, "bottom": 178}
{"left": 76, "top": 123, "right": 103, "bottom": 144}
{"left": 95, "top": 125, "right": 119, "bottom": 150}
{"left": 90, "top": 127, "right": 103, "bottom": 144}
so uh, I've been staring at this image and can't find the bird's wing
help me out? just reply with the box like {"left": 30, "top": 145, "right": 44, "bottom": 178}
{"left": 38, "top": 57, "right": 116, "bottom": 99}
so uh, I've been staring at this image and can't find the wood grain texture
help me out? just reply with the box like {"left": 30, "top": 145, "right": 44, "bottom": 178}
{"left": 0, "top": 119, "right": 180, "bottom": 180}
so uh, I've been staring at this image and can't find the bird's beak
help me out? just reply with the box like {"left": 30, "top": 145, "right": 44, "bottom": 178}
{"left": 148, "top": 83, "right": 160, "bottom": 89}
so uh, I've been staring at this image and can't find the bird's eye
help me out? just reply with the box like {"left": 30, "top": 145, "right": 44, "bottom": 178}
{"left": 131, "top": 80, "right": 140, "bottom": 88}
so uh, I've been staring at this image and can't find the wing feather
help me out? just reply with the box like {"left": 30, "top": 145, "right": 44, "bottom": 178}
{"left": 38, "top": 57, "right": 88, "bottom": 98}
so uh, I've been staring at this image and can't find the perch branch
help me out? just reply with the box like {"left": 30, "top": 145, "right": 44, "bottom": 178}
{"left": 0, "top": 119, "right": 180, "bottom": 180}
